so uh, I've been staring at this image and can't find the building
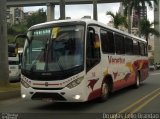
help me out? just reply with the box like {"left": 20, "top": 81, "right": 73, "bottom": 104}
{"left": 118, "top": 3, "right": 147, "bottom": 36}
{"left": 6, "top": 7, "right": 24, "bottom": 25}
{"left": 148, "top": 35, "right": 155, "bottom": 64}
{"left": 154, "top": 1, "right": 160, "bottom": 64}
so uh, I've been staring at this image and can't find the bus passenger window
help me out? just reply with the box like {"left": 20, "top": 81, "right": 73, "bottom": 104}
{"left": 125, "top": 37, "right": 133, "bottom": 55}
{"left": 114, "top": 34, "right": 125, "bottom": 54}
{"left": 144, "top": 44, "right": 148, "bottom": 56}
{"left": 100, "top": 30, "right": 115, "bottom": 53}
{"left": 133, "top": 40, "right": 140, "bottom": 55}
{"left": 86, "top": 27, "right": 100, "bottom": 71}
{"left": 140, "top": 42, "right": 145, "bottom": 56}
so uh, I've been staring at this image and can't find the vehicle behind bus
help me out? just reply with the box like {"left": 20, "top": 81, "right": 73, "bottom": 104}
{"left": 8, "top": 44, "right": 21, "bottom": 82}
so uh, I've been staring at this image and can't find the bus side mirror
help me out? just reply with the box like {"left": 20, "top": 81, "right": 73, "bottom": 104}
{"left": 14, "top": 34, "right": 30, "bottom": 44}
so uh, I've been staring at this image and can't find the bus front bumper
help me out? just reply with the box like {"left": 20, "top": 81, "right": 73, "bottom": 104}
{"left": 21, "top": 85, "right": 87, "bottom": 102}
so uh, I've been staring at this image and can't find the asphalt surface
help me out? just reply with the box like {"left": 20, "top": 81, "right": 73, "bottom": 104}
{"left": 0, "top": 90, "right": 20, "bottom": 100}
{"left": 0, "top": 71, "right": 160, "bottom": 119}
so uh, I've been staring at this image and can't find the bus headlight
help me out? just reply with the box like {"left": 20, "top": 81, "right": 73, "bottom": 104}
{"left": 66, "top": 77, "right": 84, "bottom": 89}
{"left": 21, "top": 94, "right": 26, "bottom": 98}
{"left": 21, "top": 79, "right": 30, "bottom": 88}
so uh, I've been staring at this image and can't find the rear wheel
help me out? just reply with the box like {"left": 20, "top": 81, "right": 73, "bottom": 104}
{"left": 134, "top": 72, "right": 140, "bottom": 88}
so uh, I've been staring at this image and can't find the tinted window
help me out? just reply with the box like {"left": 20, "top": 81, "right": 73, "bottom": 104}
{"left": 133, "top": 40, "right": 140, "bottom": 55}
{"left": 9, "top": 61, "right": 19, "bottom": 65}
{"left": 125, "top": 37, "right": 133, "bottom": 55}
{"left": 100, "top": 29, "right": 115, "bottom": 53}
{"left": 115, "top": 34, "right": 125, "bottom": 54}
{"left": 144, "top": 44, "right": 148, "bottom": 56}
{"left": 140, "top": 42, "right": 145, "bottom": 56}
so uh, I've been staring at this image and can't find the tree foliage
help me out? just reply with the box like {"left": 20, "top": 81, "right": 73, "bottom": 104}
{"left": 7, "top": 9, "right": 47, "bottom": 47}
{"left": 123, "top": 0, "right": 157, "bottom": 15}
{"left": 106, "top": 11, "right": 127, "bottom": 29}
{"left": 7, "top": 24, "right": 27, "bottom": 47}
{"left": 140, "top": 18, "right": 159, "bottom": 44}
{"left": 26, "top": 8, "right": 47, "bottom": 28}
{"left": 122, "top": 0, "right": 158, "bottom": 33}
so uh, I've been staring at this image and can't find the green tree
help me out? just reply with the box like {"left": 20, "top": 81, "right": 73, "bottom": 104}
{"left": 26, "top": 8, "right": 46, "bottom": 28}
{"left": 7, "top": 24, "right": 27, "bottom": 47}
{"left": 122, "top": 0, "right": 158, "bottom": 33}
{"left": 140, "top": 18, "right": 159, "bottom": 45}
{"left": 106, "top": 11, "right": 127, "bottom": 29}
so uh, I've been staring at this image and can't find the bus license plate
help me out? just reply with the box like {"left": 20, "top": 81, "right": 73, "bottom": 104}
{"left": 42, "top": 98, "right": 53, "bottom": 102}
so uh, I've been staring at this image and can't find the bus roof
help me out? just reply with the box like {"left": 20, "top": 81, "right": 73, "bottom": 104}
{"left": 29, "top": 19, "right": 146, "bottom": 43}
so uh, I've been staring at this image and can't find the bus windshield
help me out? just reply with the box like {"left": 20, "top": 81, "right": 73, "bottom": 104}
{"left": 22, "top": 25, "right": 84, "bottom": 72}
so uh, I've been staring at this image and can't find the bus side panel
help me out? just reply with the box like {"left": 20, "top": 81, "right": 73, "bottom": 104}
{"left": 105, "top": 55, "right": 133, "bottom": 91}
{"left": 125, "top": 58, "right": 149, "bottom": 87}
{"left": 102, "top": 55, "right": 148, "bottom": 92}
{"left": 139, "top": 59, "right": 149, "bottom": 81}
{"left": 85, "top": 63, "right": 103, "bottom": 101}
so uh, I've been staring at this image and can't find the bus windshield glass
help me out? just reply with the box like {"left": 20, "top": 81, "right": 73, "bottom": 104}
{"left": 22, "top": 25, "right": 84, "bottom": 72}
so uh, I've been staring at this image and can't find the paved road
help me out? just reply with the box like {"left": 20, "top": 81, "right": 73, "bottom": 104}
{"left": 0, "top": 71, "right": 160, "bottom": 119}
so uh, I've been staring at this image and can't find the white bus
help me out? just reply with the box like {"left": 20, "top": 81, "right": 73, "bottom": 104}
{"left": 20, "top": 19, "right": 149, "bottom": 102}
{"left": 8, "top": 44, "right": 21, "bottom": 82}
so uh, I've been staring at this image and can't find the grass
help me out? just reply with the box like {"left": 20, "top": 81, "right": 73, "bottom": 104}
{"left": 0, "top": 82, "right": 20, "bottom": 92}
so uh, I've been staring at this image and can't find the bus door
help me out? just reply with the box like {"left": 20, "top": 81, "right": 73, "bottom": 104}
{"left": 86, "top": 26, "right": 102, "bottom": 100}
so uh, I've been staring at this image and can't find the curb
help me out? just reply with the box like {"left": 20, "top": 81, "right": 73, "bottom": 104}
{"left": 0, "top": 90, "right": 20, "bottom": 100}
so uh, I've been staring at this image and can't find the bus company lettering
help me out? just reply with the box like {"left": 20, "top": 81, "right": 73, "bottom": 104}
{"left": 108, "top": 56, "right": 125, "bottom": 64}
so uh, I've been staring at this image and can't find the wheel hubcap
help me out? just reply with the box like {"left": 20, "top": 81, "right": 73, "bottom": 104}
{"left": 102, "top": 83, "right": 108, "bottom": 98}
{"left": 137, "top": 76, "right": 140, "bottom": 86}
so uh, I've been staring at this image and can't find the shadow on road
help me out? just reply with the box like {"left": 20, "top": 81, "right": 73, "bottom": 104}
{"left": 109, "top": 82, "right": 147, "bottom": 100}
{"left": 32, "top": 100, "right": 101, "bottom": 112}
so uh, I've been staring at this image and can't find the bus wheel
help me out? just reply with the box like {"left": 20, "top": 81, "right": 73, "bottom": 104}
{"left": 134, "top": 73, "right": 140, "bottom": 88}
{"left": 99, "top": 82, "right": 109, "bottom": 102}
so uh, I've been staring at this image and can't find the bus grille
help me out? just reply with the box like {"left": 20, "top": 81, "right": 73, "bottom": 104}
{"left": 31, "top": 92, "right": 66, "bottom": 101}
{"left": 32, "top": 87, "right": 64, "bottom": 90}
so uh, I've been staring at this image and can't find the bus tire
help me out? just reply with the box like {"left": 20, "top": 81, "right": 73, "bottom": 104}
{"left": 134, "top": 72, "right": 140, "bottom": 88}
{"left": 99, "top": 81, "right": 109, "bottom": 102}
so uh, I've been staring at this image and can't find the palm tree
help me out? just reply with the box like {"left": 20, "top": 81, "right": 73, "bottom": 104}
{"left": 106, "top": 11, "right": 127, "bottom": 29}
{"left": 140, "top": 18, "right": 159, "bottom": 45}
{"left": 122, "top": 0, "right": 158, "bottom": 33}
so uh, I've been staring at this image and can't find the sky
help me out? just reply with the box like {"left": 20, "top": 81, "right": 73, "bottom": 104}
{"left": 24, "top": 3, "right": 154, "bottom": 24}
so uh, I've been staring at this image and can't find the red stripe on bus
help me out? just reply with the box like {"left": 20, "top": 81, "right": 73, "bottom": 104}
{"left": 33, "top": 83, "right": 59, "bottom": 86}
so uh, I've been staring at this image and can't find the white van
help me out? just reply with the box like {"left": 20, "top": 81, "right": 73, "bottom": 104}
{"left": 8, "top": 44, "right": 22, "bottom": 82}
{"left": 9, "top": 56, "right": 21, "bottom": 82}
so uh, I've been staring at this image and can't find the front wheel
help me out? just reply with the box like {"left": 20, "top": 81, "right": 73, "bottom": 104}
{"left": 99, "top": 82, "right": 109, "bottom": 102}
